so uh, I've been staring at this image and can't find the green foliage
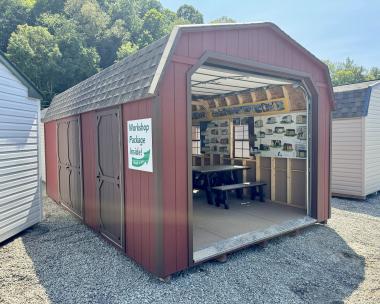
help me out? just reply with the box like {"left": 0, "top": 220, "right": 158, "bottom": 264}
{"left": 116, "top": 41, "right": 138, "bottom": 60}
{"left": 107, "top": 0, "right": 141, "bottom": 41}
{"left": 210, "top": 16, "right": 236, "bottom": 24}
{"left": 0, "top": 0, "right": 36, "bottom": 50}
{"left": 96, "top": 19, "right": 130, "bottom": 68}
{"left": 7, "top": 24, "right": 61, "bottom": 100}
{"left": 367, "top": 67, "right": 380, "bottom": 81}
{"left": 325, "top": 58, "right": 380, "bottom": 86}
{"left": 176, "top": 4, "right": 203, "bottom": 24}
{"left": 2, "top": 0, "right": 196, "bottom": 103}
{"left": 138, "top": 0, "right": 163, "bottom": 17}
{"left": 32, "top": 0, "right": 65, "bottom": 18}
{"left": 138, "top": 9, "right": 166, "bottom": 47}
{"left": 38, "top": 13, "right": 100, "bottom": 92}
{"left": 64, "top": 0, "right": 110, "bottom": 43}
{"left": 137, "top": 8, "right": 188, "bottom": 47}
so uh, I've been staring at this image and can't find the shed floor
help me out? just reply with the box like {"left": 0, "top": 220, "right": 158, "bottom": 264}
{"left": 193, "top": 193, "right": 314, "bottom": 262}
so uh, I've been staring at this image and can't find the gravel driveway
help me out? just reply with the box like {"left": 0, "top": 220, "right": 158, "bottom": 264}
{"left": 0, "top": 195, "right": 379, "bottom": 304}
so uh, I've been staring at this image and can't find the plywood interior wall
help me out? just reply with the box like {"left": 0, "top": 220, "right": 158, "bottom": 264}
{"left": 290, "top": 159, "right": 307, "bottom": 208}
{"left": 274, "top": 158, "right": 287, "bottom": 202}
{"left": 256, "top": 156, "right": 307, "bottom": 209}
{"left": 257, "top": 157, "right": 272, "bottom": 199}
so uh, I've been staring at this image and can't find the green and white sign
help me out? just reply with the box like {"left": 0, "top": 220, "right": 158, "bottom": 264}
{"left": 128, "top": 118, "right": 153, "bottom": 172}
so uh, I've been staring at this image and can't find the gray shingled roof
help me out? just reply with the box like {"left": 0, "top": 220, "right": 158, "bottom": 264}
{"left": 43, "top": 22, "right": 335, "bottom": 122}
{"left": 43, "top": 36, "right": 168, "bottom": 122}
{"left": 333, "top": 80, "right": 380, "bottom": 119}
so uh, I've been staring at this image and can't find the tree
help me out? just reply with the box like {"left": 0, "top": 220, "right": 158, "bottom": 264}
{"left": 7, "top": 24, "right": 62, "bottom": 100}
{"left": 137, "top": 8, "right": 170, "bottom": 47}
{"left": 96, "top": 19, "right": 130, "bottom": 68}
{"left": 137, "top": 8, "right": 188, "bottom": 48}
{"left": 210, "top": 16, "right": 236, "bottom": 24}
{"left": 0, "top": 0, "right": 36, "bottom": 51}
{"left": 64, "top": 0, "right": 110, "bottom": 44}
{"left": 116, "top": 41, "right": 138, "bottom": 61}
{"left": 176, "top": 4, "right": 203, "bottom": 24}
{"left": 0, "top": 0, "right": 206, "bottom": 101}
{"left": 138, "top": 0, "right": 163, "bottom": 17}
{"left": 38, "top": 13, "right": 100, "bottom": 92}
{"left": 108, "top": 0, "right": 141, "bottom": 43}
{"left": 324, "top": 58, "right": 380, "bottom": 86}
{"left": 367, "top": 67, "right": 380, "bottom": 81}
{"left": 32, "top": 0, "right": 65, "bottom": 19}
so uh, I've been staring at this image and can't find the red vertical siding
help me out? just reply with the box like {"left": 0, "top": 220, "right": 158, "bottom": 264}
{"left": 44, "top": 121, "right": 59, "bottom": 202}
{"left": 122, "top": 99, "right": 156, "bottom": 274}
{"left": 174, "top": 62, "right": 189, "bottom": 272}
{"left": 316, "top": 86, "right": 331, "bottom": 221}
{"left": 160, "top": 64, "right": 178, "bottom": 275}
{"left": 215, "top": 30, "right": 227, "bottom": 54}
{"left": 226, "top": 30, "right": 239, "bottom": 56}
{"left": 159, "top": 61, "right": 191, "bottom": 276}
{"left": 81, "top": 111, "right": 97, "bottom": 230}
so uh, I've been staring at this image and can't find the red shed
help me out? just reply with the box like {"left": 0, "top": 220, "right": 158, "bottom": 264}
{"left": 43, "top": 23, "right": 333, "bottom": 279}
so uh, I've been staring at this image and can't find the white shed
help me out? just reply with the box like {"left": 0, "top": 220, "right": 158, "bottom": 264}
{"left": 332, "top": 80, "right": 380, "bottom": 199}
{"left": 0, "top": 52, "right": 43, "bottom": 243}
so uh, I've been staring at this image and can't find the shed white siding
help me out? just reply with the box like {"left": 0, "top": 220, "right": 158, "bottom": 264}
{"left": 0, "top": 61, "right": 42, "bottom": 243}
{"left": 364, "top": 85, "right": 380, "bottom": 195}
{"left": 331, "top": 117, "right": 365, "bottom": 197}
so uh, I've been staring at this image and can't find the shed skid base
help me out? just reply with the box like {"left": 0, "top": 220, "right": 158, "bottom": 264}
{"left": 258, "top": 240, "right": 269, "bottom": 248}
{"left": 193, "top": 216, "right": 316, "bottom": 264}
{"left": 159, "top": 275, "right": 172, "bottom": 283}
{"left": 215, "top": 254, "right": 228, "bottom": 263}
{"left": 290, "top": 229, "right": 300, "bottom": 237}
{"left": 331, "top": 193, "right": 367, "bottom": 200}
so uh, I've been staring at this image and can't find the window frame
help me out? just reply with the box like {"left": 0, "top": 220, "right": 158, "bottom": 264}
{"left": 192, "top": 126, "right": 201, "bottom": 155}
{"left": 233, "top": 124, "right": 250, "bottom": 159}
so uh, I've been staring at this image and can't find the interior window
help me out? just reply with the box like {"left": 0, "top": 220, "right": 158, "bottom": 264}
{"left": 234, "top": 124, "right": 250, "bottom": 158}
{"left": 192, "top": 126, "right": 201, "bottom": 155}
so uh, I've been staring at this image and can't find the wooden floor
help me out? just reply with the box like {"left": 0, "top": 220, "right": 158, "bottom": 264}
{"left": 193, "top": 192, "right": 307, "bottom": 252}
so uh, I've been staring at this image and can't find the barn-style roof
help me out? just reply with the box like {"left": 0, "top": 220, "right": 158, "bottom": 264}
{"left": 44, "top": 22, "right": 333, "bottom": 122}
{"left": 333, "top": 80, "right": 380, "bottom": 119}
{"left": 43, "top": 36, "right": 169, "bottom": 122}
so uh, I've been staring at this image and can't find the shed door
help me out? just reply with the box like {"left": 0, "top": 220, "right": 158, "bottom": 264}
{"left": 57, "top": 117, "right": 83, "bottom": 218}
{"left": 96, "top": 108, "right": 124, "bottom": 248}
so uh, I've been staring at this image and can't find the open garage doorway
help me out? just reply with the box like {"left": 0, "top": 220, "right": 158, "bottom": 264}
{"left": 188, "top": 59, "right": 316, "bottom": 263}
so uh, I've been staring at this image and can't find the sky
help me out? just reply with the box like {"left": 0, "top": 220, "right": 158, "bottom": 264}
{"left": 160, "top": 0, "right": 380, "bottom": 68}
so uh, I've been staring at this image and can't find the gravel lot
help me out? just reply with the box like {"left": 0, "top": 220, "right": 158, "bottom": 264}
{"left": 0, "top": 195, "right": 379, "bottom": 304}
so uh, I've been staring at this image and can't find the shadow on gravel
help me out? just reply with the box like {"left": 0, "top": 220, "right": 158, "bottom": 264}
{"left": 332, "top": 193, "right": 380, "bottom": 218}
{"left": 18, "top": 199, "right": 366, "bottom": 304}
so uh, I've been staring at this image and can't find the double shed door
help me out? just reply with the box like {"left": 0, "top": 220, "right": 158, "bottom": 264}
{"left": 57, "top": 117, "right": 83, "bottom": 218}
{"left": 95, "top": 107, "right": 124, "bottom": 249}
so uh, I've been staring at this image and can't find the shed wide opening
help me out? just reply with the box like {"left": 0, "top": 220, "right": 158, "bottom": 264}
{"left": 189, "top": 62, "right": 315, "bottom": 263}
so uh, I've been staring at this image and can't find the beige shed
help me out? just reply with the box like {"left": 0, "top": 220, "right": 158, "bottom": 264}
{"left": 332, "top": 80, "right": 380, "bottom": 199}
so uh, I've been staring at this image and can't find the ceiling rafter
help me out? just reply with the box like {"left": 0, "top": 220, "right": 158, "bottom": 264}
{"left": 191, "top": 64, "right": 296, "bottom": 100}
